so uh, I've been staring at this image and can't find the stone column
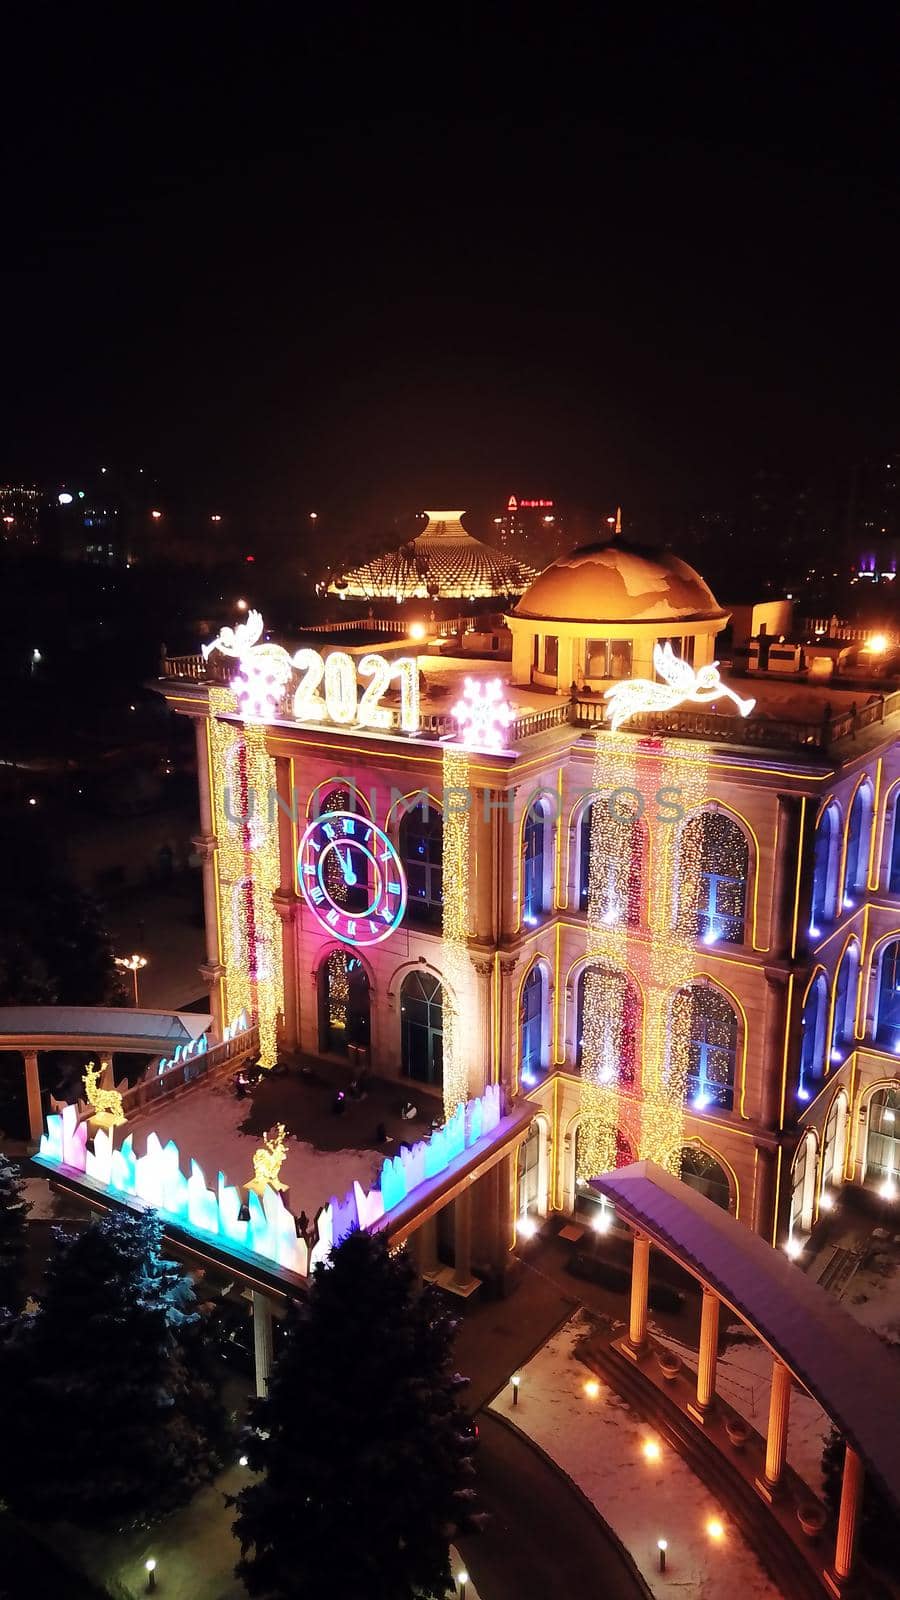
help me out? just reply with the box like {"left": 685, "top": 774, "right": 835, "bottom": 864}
{"left": 626, "top": 1232, "right": 650, "bottom": 1356}
{"left": 760, "top": 966, "right": 791, "bottom": 1130}
{"left": 498, "top": 956, "right": 520, "bottom": 1091}
{"left": 274, "top": 895, "right": 300, "bottom": 1051}
{"left": 251, "top": 1291, "right": 275, "bottom": 1397}
{"left": 24, "top": 1051, "right": 42, "bottom": 1142}
{"left": 752, "top": 1141, "right": 779, "bottom": 1241}
{"left": 832, "top": 1444, "right": 864, "bottom": 1584}
{"left": 452, "top": 1187, "right": 475, "bottom": 1291}
{"left": 757, "top": 1357, "right": 792, "bottom": 1499}
{"left": 495, "top": 1149, "right": 514, "bottom": 1265}
{"left": 690, "top": 1289, "right": 720, "bottom": 1420}
{"left": 413, "top": 1215, "right": 440, "bottom": 1280}
{"left": 471, "top": 958, "right": 495, "bottom": 1090}
{"left": 769, "top": 793, "right": 803, "bottom": 958}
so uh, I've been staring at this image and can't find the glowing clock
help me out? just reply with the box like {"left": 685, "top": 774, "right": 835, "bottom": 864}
{"left": 297, "top": 811, "right": 407, "bottom": 946}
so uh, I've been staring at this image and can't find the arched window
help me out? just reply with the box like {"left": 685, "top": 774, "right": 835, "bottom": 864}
{"left": 576, "top": 964, "right": 637, "bottom": 1085}
{"left": 574, "top": 1125, "right": 633, "bottom": 1217}
{"left": 679, "top": 1147, "right": 730, "bottom": 1209}
{"left": 672, "top": 983, "right": 737, "bottom": 1112}
{"left": 843, "top": 781, "right": 873, "bottom": 904}
{"left": 790, "top": 1131, "right": 817, "bottom": 1237}
{"left": 821, "top": 1092, "right": 848, "bottom": 1192}
{"left": 865, "top": 1086, "right": 900, "bottom": 1192}
{"left": 319, "top": 950, "right": 370, "bottom": 1057}
{"left": 876, "top": 939, "right": 900, "bottom": 1047}
{"left": 318, "top": 785, "right": 369, "bottom": 912}
{"left": 400, "top": 804, "right": 443, "bottom": 927}
{"left": 400, "top": 970, "right": 443, "bottom": 1085}
{"left": 522, "top": 805, "right": 547, "bottom": 924}
{"left": 811, "top": 801, "right": 842, "bottom": 932}
{"left": 520, "top": 965, "right": 546, "bottom": 1087}
{"left": 799, "top": 973, "right": 828, "bottom": 1101}
{"left": 517, "top": 1121, "right": 543, "bottom": 1217}
{"left": 579, "top": 799, "right": 643, "bottom": 925}
{"left": 830, "top": 943, "right": 859, "bottom": 1064}
{"left": 677, "top": 811, "right": 748, "bottom": 945}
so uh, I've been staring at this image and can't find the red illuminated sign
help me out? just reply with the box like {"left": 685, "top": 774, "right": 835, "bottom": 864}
{"left": 507, "top": 496, "right": 554, "bottom": 509}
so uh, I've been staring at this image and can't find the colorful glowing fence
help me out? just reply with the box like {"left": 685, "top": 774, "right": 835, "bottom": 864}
{"left": 35, "top": 1084, "right": 503, "bottom": 1281}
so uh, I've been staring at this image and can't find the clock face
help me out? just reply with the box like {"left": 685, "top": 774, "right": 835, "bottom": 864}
{"left": 297, "top": 811, "right": 407, "bottom": 946}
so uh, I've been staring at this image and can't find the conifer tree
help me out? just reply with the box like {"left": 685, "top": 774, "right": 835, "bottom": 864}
{"left": 233, "top": 1228, "right": 478, "bottom": 1600}
{"left": 0, "top": 1209, "right": 228, "bottom": 1527}
{"left": 0, "top": 1153, "right": 31, "bottom": 1311}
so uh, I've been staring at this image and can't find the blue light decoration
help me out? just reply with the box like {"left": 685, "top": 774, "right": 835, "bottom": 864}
{"left": 157, "top": 1031, "right": 208, "bottom": 1077}
{"left": 297, "top": 811, "right": 407, "bottom": 946}
{"left": 35, "top": 1084, "right": 503, "bottom": 1279}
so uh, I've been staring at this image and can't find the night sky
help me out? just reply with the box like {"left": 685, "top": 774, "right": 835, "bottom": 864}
{"left": 3, "top": 9, "right": 898, "bottom": 541}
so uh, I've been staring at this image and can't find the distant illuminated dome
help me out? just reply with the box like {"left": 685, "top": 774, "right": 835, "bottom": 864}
{"left": 513, "top": 535, "right": 727, "bottom": 623}
{"left": 333, "top": 510, "right": 538, "bottom": 601}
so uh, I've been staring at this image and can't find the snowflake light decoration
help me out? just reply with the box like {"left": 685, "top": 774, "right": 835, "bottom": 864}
{"left": 233, "top": 654, "right": 288, "bottom": 723}
{"left": 451, "top": 677, "right": 516, "bottom": 752}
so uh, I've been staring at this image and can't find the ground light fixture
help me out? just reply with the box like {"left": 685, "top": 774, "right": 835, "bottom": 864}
{"left": 583, "top": 1378, "right": 600, "bottom": 1399}
{"left": 510, "top": 1372, "right": 521, "bottom": 1405}
{"left": 145, "top": 1557, "right": 157, "bottom": 1592}
{"left": 657, "top": 1539, "right": 668, "bottom": 1573}
{"left": 642, "top": 1437, "right": 662, "bottom": 1463}
{"left": 516, "top": 1213, "right": 538, "bottom": 1240}
{"left": 784, "top": 1234, "right": 803, "bottom": 1260}
{"left": 239, "top": 1454, "right": 249, "bottom": 1467}
{"left": 591, "top": 1206, "right": 611, "bottom": 1234}
{"left": 706, "top": 1517, "right": 725, "bottom": 1542}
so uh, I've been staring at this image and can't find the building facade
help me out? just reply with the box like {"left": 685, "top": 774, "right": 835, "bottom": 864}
{"left": 158, "top": 534, "right": 900, "bottom": 1251}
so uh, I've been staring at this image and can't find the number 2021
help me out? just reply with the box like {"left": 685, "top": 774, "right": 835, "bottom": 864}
{"left": 292, "top": 650, "right": 420, "bottom": 733}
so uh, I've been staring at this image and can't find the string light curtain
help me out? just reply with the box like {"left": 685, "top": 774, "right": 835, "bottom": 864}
{"left": 579, "top": 729, "right": 709, "bottom": 1182}
{"left": 209, "top": 687, "right": 284, "bottom": 1067}
{"left": 441, "top": 745, "right": 471, "bottom": 1119}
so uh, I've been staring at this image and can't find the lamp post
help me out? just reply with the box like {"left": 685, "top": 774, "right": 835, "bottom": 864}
{"left": 145, "top": 1558, "right": 157, "bottom": 1592}
{"left": 116, "top": 953, "right": 148, "bottom": 1007}
{"left": 457, "top": 1568, "right": 468, "bottom": 1599}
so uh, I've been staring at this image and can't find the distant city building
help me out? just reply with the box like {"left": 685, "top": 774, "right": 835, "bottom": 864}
{"left": 331, "top": 509, "right": 537, "bottom": 601}
{"left": 0, "top": 484, "right": 43, "bottom": 545}
{"left": 848, "top": 453, "right": 900, "bottom": 585}
{"left": 493, "top": 495, "right": 567, "bottom": 565}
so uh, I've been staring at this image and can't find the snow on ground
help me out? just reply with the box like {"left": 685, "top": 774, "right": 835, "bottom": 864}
{"left": 490, "top": 1312, "right": 782, "bottom": 1600}
{"left": 651, "top": 1318, "right": 832, "bottom": 1498}
{"left": 126, "top": 1083, "right": 383, "bottom": 1223}
{"left": 840, "top": 1236, "right": 900, "bottom": 1345}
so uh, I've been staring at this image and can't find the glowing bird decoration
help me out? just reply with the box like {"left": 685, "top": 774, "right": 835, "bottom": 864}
{"left": 451, "top": 677, "right": 516, "bottom": 751}
{"left": 82, "top": 1061, "right": 126, "bottom": 1127}
{"left": 202, "top": 609, "right": 265, "bottom": 660}
{"left": 251, "top": 1123, "right": 290, "bottom": 1190}
{"left": 203, "top": 609, "right": 294, "bottom": 723}
{"left": 604, "top": 643, "right": 756, "bottom": 732}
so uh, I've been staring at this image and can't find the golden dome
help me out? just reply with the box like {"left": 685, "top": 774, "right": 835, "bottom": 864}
{"left": 513, "top": 536, "right": 726, "bottom": 625}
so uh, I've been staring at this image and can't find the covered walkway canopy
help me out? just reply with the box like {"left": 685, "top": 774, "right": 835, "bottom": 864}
{"left": 0, "top": 1006, "right": 212, "bottom": 1140}
{"left": 592, "top": 1161, "right": 900, "bottom": 1511}
{"left": 0, "top": 1006, "right": 211, "bottom": 1056}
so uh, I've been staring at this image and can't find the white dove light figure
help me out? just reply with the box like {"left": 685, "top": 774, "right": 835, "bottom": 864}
{"left": 452, "top": 677, "right": 516, "bottom": 752}
{"left": 604, "top": 643, "right": 756, "bottom": 732}
{"left": 201, "top": 608, "right": 294, "bottom": 723}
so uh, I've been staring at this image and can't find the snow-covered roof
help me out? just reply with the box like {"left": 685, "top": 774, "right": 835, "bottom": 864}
{"left": 592, "top": 1160, "right": 900, "bottom": 1507}
{"left": 513, "top": 535, "right": 727, "bottom": 624}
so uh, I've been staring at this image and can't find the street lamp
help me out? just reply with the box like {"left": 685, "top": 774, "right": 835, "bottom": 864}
{"left": 457, "top": 1568, "right": 468, "bottom": 1598}
{"left": 116, "top": 953, "right": 148, "bottom": 1006}
{"left": 145, "top": 1558, "right": 157, "bottom": 1592}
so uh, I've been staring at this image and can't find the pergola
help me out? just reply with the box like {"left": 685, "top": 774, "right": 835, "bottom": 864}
{"left": 0, "top": 1006, "right": 211, "bottom": 1140}
{"left": 592, "top": 1160, "right": 900, "bottom": 1595}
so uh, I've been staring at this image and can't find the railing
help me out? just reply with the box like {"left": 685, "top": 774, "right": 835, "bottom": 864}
{"left": 119, "top": 1025, "right": 259, "bottom": 1116}
{"left": 569, "top": 695, "right": 900, "bottom": 752}
{"left": 509, "top": 704, "right": 570, "bottom": 740}
{"left": 801, "top": 618, "right": 900, "bottom": 644}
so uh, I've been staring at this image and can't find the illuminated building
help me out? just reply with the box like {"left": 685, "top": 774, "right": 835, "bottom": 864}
{"left": 0, "top": 484, "right": 42, "bottom": 545}
{"left": 494, "top": 495, "right": 567, "bottom": 566}
{"left": 158, "top": 524, "right": 900, "bottom": 1249}
{"left": 331, "top": 509, "right": 537, "bottom": 600}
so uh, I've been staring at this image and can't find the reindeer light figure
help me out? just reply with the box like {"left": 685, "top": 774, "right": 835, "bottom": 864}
{"left": 251, "top": 1123, "right": 289, "bottom": 1191}
{"left": 82, "top": 1061, "right": 126, "bottom": 1127}
{"left": 604, "top": 642, "right": 756, "bottom": 732}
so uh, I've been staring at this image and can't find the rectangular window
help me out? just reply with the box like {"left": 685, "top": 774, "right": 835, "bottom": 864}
{"left": 543, "top": 635, "right": 559, "bottom": 674}
{"left": 608, "top": 640, "right": 632, "bottom": 679}
{"left": 584, "top": 639, "right": 609, "bottom": 677}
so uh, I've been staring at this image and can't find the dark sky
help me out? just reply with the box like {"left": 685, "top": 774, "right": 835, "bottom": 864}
{"left": 2, "top": 8, "right": 898, "bottom": 538}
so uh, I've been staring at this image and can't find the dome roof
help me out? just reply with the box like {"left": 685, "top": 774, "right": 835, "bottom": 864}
{"left": 334, "top": 510, "right": 537, "bottom": 601}
{"left": 512, "top": 536, "right": 726, "bottom": 624}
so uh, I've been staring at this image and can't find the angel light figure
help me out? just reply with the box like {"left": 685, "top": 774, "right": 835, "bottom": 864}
{"left": 604, "top": 643, "right": 756, "bottom": 732}
{"left": 202, "top": 608, "right": 294, "bottom": 722}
